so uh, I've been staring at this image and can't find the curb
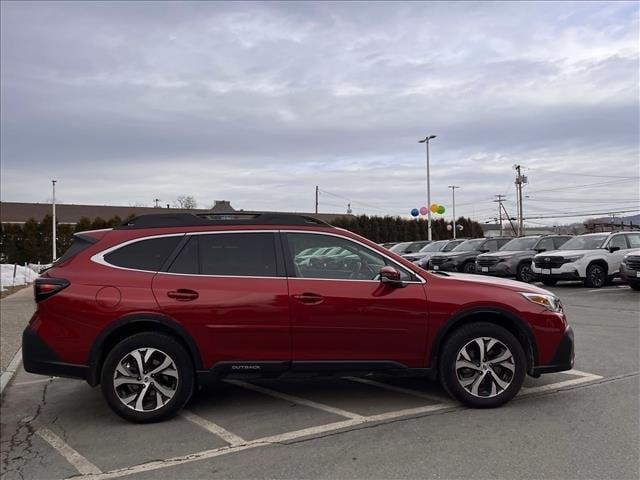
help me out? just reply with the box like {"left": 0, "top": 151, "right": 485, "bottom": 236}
{"left": 0, "top": 347, "right": 23, "bottom": 395}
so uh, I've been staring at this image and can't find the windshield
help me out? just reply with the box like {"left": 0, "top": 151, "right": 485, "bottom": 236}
{"left": 500, "top": 236, "right": 540, "bottom": 251}
{"left": 452, "top": 239, "right": 485, "bottom": 252}
{"left": 443, "top": 240, "right": 465, "bottom": 251}
{"left": 420, "top": 241, "right": 448, "bottom": 252}
{"left": 559, "top": 234, "right": 608, "bottom": 250}
{"left": 389, "top": 242, "right": 410, "bottom": 253}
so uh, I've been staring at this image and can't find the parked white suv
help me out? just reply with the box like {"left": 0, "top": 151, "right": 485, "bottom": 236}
{"left": 532, "top": 231, "right": 640, "bottom": 288}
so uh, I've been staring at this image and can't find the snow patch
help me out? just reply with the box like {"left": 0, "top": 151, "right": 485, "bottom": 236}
{"left": 1, "top": 264, "right": 40, "bottom": 291}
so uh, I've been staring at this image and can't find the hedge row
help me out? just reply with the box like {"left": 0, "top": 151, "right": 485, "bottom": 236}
{"left": 1, "top": 214, "right": 483, "bottom": 264}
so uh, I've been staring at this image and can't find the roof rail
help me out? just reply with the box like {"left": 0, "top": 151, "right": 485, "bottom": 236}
{"left": 115, "top": 212, "right": 332, "bottom": 229}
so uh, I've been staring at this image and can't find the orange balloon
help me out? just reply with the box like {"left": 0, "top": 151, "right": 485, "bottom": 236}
{"left": 430, "top": 204, "right": 438, "bottom": 213}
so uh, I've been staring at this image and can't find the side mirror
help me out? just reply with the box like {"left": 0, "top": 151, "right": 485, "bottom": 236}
{"left": 479, "top": 248, "right": 490, "bottom": 253}
{"left": 536, "top": 248, "right": 546, "bottom": 253}
{"left": 609, "top": 246, "right": 620, "bottom": 253}
{"left": 379, "top": 266, "right": 405, "bottom": 288}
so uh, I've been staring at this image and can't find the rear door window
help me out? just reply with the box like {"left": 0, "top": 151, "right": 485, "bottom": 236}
{"left": 198, "top": 233, "right": 278, "bottom": 277}
{"left": 625, "top": 233, "right": 640, "bottom": 249}
{"left": 104, "top": 236, "right": 182, "bottom": 271}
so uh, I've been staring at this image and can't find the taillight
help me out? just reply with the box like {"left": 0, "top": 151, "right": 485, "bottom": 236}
{"left": 34, "top": 278, "right": 70, "bottom": 302}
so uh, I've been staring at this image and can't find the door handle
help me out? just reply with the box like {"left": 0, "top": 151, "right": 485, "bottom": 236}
{"left": 293, "top": 293, "right": 325, "bottom": 305}
{"left": 167, "top": 289, "right": 199, "bottom": 301}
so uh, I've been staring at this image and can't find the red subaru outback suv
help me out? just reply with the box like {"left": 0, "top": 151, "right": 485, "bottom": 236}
{"left": 23, "top": 213, "right": 574, "bottom": 422}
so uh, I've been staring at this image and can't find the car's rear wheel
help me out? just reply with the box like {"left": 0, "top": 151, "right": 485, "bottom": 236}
{"left": 542, "top": 278, "right": 557, "bottom": 286}
{"left": 630, "top": 283, "right": 640, "bottom": 291}
{"left": 439, "top": 322, "right": 526, "bottom": 408}
{"left": 101, "top": 332, "right": 194, "bottom": 423}
{"left": 516, "top": 262, "right": 534, "bottom": 283}
{"left": 584, "top": 263, "right": 606, "bottom": 288}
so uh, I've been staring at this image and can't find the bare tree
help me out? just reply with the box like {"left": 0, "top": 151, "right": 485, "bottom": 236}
{"left": 173, "top": 195, "right": 197, "bottom": 209}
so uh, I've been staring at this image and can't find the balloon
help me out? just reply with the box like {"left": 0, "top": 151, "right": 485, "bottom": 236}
{"left": 410, "top": 208, "right": 419, "bottom": 217}
{"left": 437, "top": 205, "right": 445, "bottom": 214}
{"left": 446, "top": 224, "right": 453, "bottom": 231}
{"left": 430, "top": 204, "right": 439, "bottom": 213}
{"left": 419, "top": 206, "right": 428, "bottom": 215}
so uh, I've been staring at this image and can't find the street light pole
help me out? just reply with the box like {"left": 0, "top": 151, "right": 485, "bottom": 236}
{"left": 418, "top": 135, "right": 437, "bottom": 241}
{"left": 52, "top": 179, "right": 57, "bottom": 262}
{"left": 448, "top": 185, "right": 459, "bottom": 239}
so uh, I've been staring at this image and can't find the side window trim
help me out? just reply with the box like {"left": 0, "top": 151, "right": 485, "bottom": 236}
{"left": 160, "top": 235, "right": 193, "bottom": 272}
{"left": 280, "top": 230, "right": 423, "bottom": 283}
{"left": 91, "top": 233, "right": 186, "bottom": 273}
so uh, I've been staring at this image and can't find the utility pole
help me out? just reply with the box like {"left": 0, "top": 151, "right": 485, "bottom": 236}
{"left": 315, "top": 186, "right": 319, "bottom": 214}
{"left": 52, "top": 180, "right": 57, "bottom": 262}
{"left": 448, "top": 185, "right": 459, "bottom": 239}
{"left": 494, "top": 194, "right": 506, "bottom": 236}
{"left": 514, "top": 165, "right": 526, "bottom": 235}
{"left": 418, "top": 135, "right": 437, "bottom": 240}
{"left": 154, "top": 198, "right": 160, "bottom": 208}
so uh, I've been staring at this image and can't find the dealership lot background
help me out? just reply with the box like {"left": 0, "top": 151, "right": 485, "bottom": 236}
{"left": 1, "top": 281, "right": 638, "bottom": 479}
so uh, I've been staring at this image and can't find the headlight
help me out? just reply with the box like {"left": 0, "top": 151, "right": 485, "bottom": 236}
{"left": 520, "top": 292, "right": 563, "bottom": 313}
{"left": 564, "top": 255, "right": 584, "bottom": 262}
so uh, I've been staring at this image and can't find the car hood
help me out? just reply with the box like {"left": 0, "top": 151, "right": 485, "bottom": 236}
{"left": 479, "top": 250, "right": 531, "bottom": 259}
{"left": 534, "top": 249, "right": 593, "bottom": 258}
{"left": 435, "top": 272, "right": 553, "bottom": 295}
{"left": 433, "top": 251, "right": 473, "bottom": 259}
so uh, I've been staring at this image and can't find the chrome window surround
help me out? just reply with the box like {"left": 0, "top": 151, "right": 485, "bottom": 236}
{"left": 90, "top": 229, "right": 426, "bottom": 284}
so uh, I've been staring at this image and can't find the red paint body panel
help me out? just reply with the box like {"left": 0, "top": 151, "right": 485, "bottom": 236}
{"left": 28, "top": 223, "right": 570, "bottom": 377}
{"left": 152, "top": 273, "right": 290, "bottom": 367}
{"left": 288, "top": 279, "right": 428, "bottom": 366}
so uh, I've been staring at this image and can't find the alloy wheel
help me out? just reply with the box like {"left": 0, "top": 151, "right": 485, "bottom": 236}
{"left": 113, "top": 348, "right": 179, "bottom": 412}
{"left": 455, "top": 337, "right": 515, "bottom": 398}
{"left": 519, "top": 264, "right": 533, "bottom": 282}
{"left": 589, "top": 266, "right": 604, "bottom": 287}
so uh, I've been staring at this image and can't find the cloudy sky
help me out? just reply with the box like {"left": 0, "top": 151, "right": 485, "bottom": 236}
{"left": 1, "top": 1, "right": 638, "bottom": 225}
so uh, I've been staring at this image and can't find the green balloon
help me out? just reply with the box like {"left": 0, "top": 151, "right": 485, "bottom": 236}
{"left": 437, "top": 205, "right": 445, "bottom": 214}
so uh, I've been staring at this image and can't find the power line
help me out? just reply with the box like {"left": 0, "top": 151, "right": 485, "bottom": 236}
{"left": 525, "top": 208, "right": 640, "bottom": 220}
{"left": 527, "top": 178, "right": 637, "bottom": 194}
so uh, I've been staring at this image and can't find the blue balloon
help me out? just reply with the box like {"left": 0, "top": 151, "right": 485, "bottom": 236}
{"left": 410, "top": 208, "right": 419, "bottom": 217}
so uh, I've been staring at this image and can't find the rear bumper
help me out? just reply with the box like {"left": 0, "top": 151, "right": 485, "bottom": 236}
{"left": 531, "top": 326, "right": 574, "bottom": 375}
{"left": 22, "top": 326, "right": 89, "bottom": 381}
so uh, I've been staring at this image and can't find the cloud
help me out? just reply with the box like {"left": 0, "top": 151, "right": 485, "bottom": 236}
{"left": 1, "top": 1, "right": 638, "bottom": 223}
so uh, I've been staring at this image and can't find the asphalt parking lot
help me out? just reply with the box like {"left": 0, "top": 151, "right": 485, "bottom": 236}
{"left": 1, "top": 282, "right": 638, "bottom": 480}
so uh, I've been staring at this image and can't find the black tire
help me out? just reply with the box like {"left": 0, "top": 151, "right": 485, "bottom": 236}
{"left": 542, "top": 278, "right": 557, "bottom": 286}
{"left": 516, "top": 262, "right": 534, "bottom": 283}
{"left": 462, "top": 262, "right": 476, "bottom": 274}
{"left": 584, "top": 263, "right": 606, "bottom": 288}
{"left": 629, "top": 283, "right": 640, "bottom": 291}
{"left": 101, "top": 332, "right": 194, "bottom": 423}
{"left": 438, "top": 322, "right": 526, "bottom": 408}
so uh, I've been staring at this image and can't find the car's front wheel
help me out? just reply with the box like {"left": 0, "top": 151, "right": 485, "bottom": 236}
{"left": 101, "top": 332, "right": 194, "bottom": 423}
{"left": 462, "top": 262, "right": 476, "bottom": 274}
{"left": 516, "top": 262, "right": 534, "bottom": 283}
{"left": 584, "top": 263, "right": 606, "bottom": 288}
{"left": 439, "top": 322, "right": 526, "bottom": 408}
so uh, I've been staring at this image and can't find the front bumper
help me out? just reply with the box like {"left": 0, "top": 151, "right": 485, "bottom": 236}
{"left": 620, "top": 265, "right": 640, "bottom": 285}
{"left": 532, "top": 263, "right": 582, "bottom": 280}
{"left": 22, "top": 326, "right": 89, "bottom": 381}
{"left": 430, "top": 261, "right": 459, "bottom": 272}
{"left": 531, "top": 326, "right": 575, "bottom": 375}
{"left": 476, "top": 262, "right": 513, "bottom": 277}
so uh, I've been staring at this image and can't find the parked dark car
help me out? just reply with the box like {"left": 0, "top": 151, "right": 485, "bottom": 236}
{"left": 388, "top": 240, "right": 431, "bottom": 255}
{"left": 476, "top": 235, "right": 573, "bottom": 282}
{"left": 429, "top": 237, "right": 512, "bottom": 273}
{"left": 619, "top": 250, "right": 640, "bottom": 290}
{"left": 405, "top": 239, "right": 465, "bottom": 265}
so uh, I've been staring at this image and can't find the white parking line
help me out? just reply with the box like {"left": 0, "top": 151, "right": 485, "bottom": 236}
{"left": 226, "top": 379, "right": 365, "bottom": 420}
{"left": 64, "top": 370, "right": 605, "bottom": 480}
{"left": 179, "top": 410, "right": 246, "bottom": 446}
{"left": 37, "top": 425, "right": 102, "bottom": 475}
{"left": 344, "top": 376, "right": 449, "bottom": 404}
{"left": 12, "top": 377, "right": 57, "bottom": 387}
{"left": 519, "top": 370, "right": 603, "bottom": 396}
